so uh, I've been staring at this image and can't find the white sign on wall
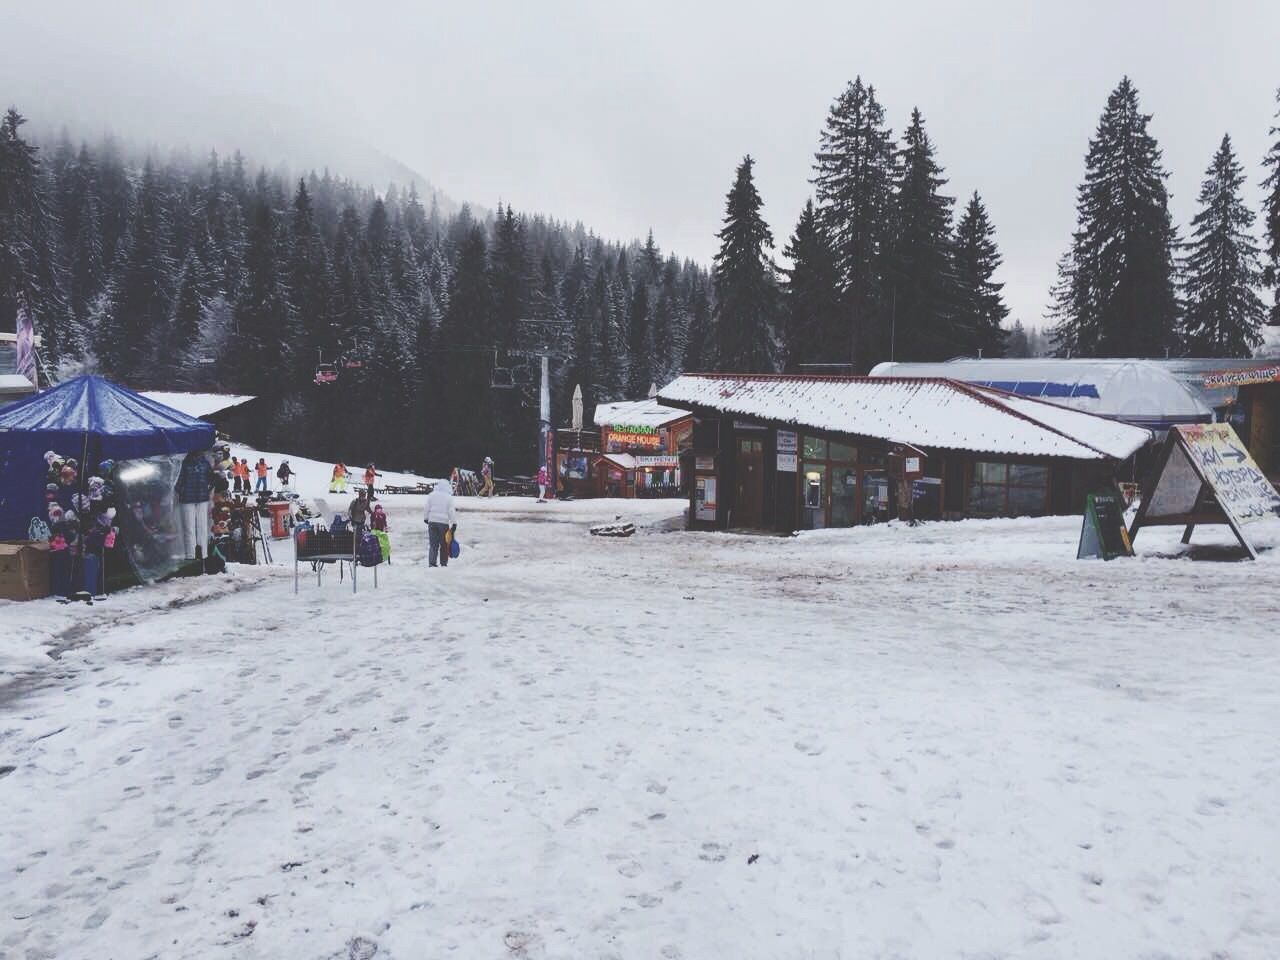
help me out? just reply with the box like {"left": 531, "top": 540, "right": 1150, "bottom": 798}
{"left": 776, "top": 453, "right": 797, "bottom": 472}
{"left": 776, "top": 429, "right": 798, "bottom": 454}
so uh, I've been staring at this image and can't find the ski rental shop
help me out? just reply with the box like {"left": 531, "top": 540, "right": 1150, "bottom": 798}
{"left": 655, "top": 374, "right": 1152, "bottom": 533}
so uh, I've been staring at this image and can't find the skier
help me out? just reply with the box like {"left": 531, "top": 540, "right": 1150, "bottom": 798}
{"left": 276, "top": 460, "right": 296, "bottom": 490}
{"left": 363, "top": 463, "right": 382, "bottom": 501}
{"left": 330, "top": 462, "right": 349, "bottom": 494}
{"left": 370, "top": 503, "right": 388, "bottom": 532}
{"left": 232, "top": 458, "right": 247, "bottom": 494}
{"left": 536, "top": 463, "right": 549, "bottom": 502}
{"left": 254, "top": 458, "right": 271, "bottom": 493}
{"left": 480, "top": 456, "right": 494, "bottom": 497}
{"left": 422, "top": 480, "right": 457, "bottom": 568}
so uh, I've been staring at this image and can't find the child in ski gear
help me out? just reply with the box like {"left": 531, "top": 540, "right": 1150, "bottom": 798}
{"left": 480, "top": 456, "right": 494, "bottom": 497}
{"left": 255, "top": 458, "right": 271, "bottom": 492}
{"left": 370, "top": 503, "right": 388, "bottom": 532}
{"left": 423, "top": 481, "right": 457, "bottom": 567}
{"left": 537, "top": 464, "right": 549, "bottom": 502}
{"left": 277, "top": 460, "right": 296, "bottom": 488}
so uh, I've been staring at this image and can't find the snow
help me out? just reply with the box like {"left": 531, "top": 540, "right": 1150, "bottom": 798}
{"left": 140, "top": 392, "right": 256, "bottom": 419}
{"left": 2, "top": 494, "right": 1279, "bottom": 958}
{"left": 659, "top": 374, "right": 1151, "bottom": 460}
{"left": 224, "top": 443, "right": 441, "bottom": 498}
{"left": 593, "top": 398, "right": 690, "bottom": 429}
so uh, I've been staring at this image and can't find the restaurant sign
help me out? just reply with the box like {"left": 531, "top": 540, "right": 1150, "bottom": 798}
{"left": 635, "top": 455, "right": 679, "bottom": 468}
{"left": 605, "top": 424, "right": 662, "bottom": 450}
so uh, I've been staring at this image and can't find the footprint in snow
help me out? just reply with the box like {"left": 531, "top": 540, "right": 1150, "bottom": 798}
{"left": 698, "top": 842, "right": 727, "bottom": 862}
{"left": 564, "top": 806, "right": 598, "bottom": 826}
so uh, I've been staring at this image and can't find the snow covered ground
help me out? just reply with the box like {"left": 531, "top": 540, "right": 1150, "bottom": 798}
{"left": 2, "top": 494, "right": 1279, "bottom": 959}
{"left": 224, "top": 443, "right": 440, "bottom": 499}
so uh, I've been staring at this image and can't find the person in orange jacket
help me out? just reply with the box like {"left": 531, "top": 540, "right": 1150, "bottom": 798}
{"left": 254, "top": 458, "right": 271, "bottom": 493}
{"left": 363, "top": 463, "right": 382, "bottom": 501}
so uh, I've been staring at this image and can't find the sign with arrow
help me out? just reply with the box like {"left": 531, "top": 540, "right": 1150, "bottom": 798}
{"left": 1129, "top": 422, "right": 1280, "bottom": 560}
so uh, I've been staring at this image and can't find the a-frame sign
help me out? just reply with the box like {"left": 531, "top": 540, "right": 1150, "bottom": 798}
{"left": 1129, "top": 423, "right": 1280, "bottom": 560}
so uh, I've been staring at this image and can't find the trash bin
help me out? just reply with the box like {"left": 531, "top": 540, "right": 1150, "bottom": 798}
{"left": 267, "top": 501, "right": 292, "bottom": 539}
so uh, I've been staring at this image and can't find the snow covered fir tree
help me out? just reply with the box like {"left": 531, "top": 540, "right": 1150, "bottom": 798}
{"left": 1180, "top": 135, "right": 1266, "bottom": 356}
{"left": 0, "top": 109, "right": 712, "bottom": 475}
{"left": 1048, "top": 78, "right": 1181, "bottom": 358}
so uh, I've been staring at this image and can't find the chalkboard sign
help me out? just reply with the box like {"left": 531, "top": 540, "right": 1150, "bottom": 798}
{"left": 1077, "top": 491, "right": 1133, "bottom": 560}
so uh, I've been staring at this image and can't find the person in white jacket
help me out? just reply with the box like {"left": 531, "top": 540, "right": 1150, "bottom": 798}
{"left": 423, "top": 481, "right": 457, "bottom": 567}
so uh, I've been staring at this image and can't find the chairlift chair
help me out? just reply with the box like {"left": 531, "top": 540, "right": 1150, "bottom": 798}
{"left": 314, "top": 363, "right": 338, "bottom": 385}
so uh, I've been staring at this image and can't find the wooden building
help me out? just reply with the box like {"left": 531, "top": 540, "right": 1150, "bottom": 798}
{"left": 553, "top": 398, "right": 693, "bottom": 498}
{"left": 656, "top": 374, "right": 1152, "bottom": 533}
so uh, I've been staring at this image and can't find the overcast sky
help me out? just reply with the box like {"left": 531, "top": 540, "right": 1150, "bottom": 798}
{"left": 5, "top": 0, "right": 1279, "bottom": 329}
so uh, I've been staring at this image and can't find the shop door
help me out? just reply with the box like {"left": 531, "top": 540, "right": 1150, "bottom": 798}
{"left": 735, "top": 438, "right": 764, "bottom": 527}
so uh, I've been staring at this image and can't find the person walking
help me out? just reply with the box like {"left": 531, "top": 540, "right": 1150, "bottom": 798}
{"left": 536, "top": 463, "right": 549, "bottom": 502}
{"left": 277, "top": 460, "right": 296, "bottom": 490}
{"left": 423, "top": 480, "right": 457, "bottom": 568}
{"left": 254, "top": 458, "right": 271, "bottom": 493}
{"left": 330, "top": 462, "right": 348, "bottom": 494}
{"left": 363, "top": 463, "right": 382, "bottom": 501}
{"left": 480, "top": 456, "right": 494, "bottom": 497}
{"left": 348, "top": 489, "right": 371, "bottom": 538}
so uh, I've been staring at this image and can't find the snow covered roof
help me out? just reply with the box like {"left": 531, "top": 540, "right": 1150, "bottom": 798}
{"left": 0, "top": 374, "right": 37, "bottom": 398}
{"left": 600, "top": 452, "right": 638, "bottom": 470}
{"left": 140, "top": 392, "right": 256, "bottom": 419}
{"left": 593, "top": 398, "right": 690, "bottom": 429}
{"left": 658, "top": 374, "right": 1152, "bottom": 460}
{"left": 870, "top": 359, "right": 1213, "bottom": 428}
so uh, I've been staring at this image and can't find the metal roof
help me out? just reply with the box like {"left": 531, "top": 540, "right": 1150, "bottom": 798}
{"left": 593, "top": 397, "right": 690, "bottom": 429}
{"left": 657, "top": 374, "right": 1152, "bottom": 460}
{"left": 870, "top": 358, "right": 1233, "bottom": 428}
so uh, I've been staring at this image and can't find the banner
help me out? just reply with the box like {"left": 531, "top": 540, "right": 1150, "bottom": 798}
{"left": 15, "top": 301, "right": 36, "bottom": 387}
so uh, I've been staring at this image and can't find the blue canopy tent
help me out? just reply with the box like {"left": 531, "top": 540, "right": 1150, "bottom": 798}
{"left": 0, "top": 376, "right": 216, "bottom": 540}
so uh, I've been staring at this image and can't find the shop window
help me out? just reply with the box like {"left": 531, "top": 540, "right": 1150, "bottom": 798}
{"left": 862, "top": 470, "right": 892, "bottom": 522}
{"left": 968, "top": 461, "right": 1049, "bottom": 517}
{"left": 829, "top": 441, "right": 857, "bottom": 463}
{"left": 863, "top": 449, "right": 886, "bottom": 468}
{"left": 802, "top": 436, "right": 828, "bottom": 460}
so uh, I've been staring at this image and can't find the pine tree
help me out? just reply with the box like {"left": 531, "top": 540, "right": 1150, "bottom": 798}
{"left": 952, "top": 192, "right": 1009, "bottom": 358}
{"left": 0, "top": 109, "right": 76, "bottom": 367}
{"left": 712, "top": 156, "right": 778, "bottom": 372}
{"left": 230, "top": 176, "right": 293, "bottom": 391}
{"left": 95, "top": 158, "right": 173, "bottom": 380}
{"left": 288, "top": 179, "right": 332, "bottom": 380}
{"left": 883, "top": 108, "right": 958, "bottom": 362}
{"left": 1005, "top": 319, "right": 1030, "bottom": 358}
{"left": 781, "top": 199, "right": 842, "bottom": 370}
{"left": 812, "top": 77, "right": 894, "bottom": 369}
{"left": 625, "top": 280, "right": 653, "bottom": 396}
{"left": 683, "top": 271, "right": 713, "bottom": 372}
{"left": 1180, "top": 134, "right": 1265, "bottom": 356}
{"left": 1050, "top": 77, "right": 1180, "bottom": 357}
{"left": 1262, "top": 88, "right": 1280, "bottom": 327}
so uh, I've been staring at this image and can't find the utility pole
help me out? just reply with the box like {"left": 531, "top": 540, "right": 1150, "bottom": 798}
{"left": 538, "top": 354, "right": 551, "bottom": 487}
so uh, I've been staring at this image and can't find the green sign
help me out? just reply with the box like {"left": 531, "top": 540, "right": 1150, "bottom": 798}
{"left": 1077, "top": 491, "right": 1133, "bottom": 561}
